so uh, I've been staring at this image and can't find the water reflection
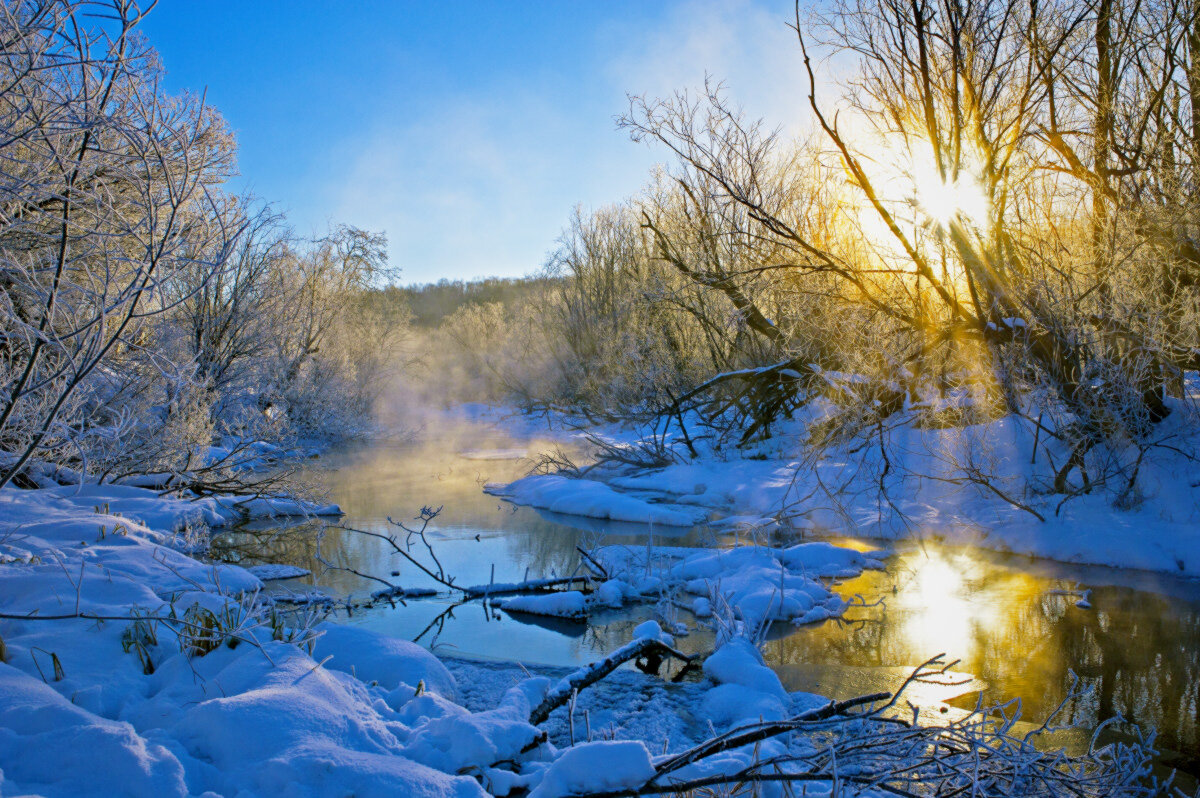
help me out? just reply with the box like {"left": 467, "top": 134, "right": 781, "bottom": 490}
{"left": 211, "top": 428, "right": 717, "bottom": 667}
{"left": 765, "top": 543, "right": 1200, "bottom": 771}
{"left": 212, "top": 417, "right": 1200, "bottom": 774}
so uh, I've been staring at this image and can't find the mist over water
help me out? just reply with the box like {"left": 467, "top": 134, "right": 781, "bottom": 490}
{"left": 216, "top": 410, "right": 720, "bottom": 664}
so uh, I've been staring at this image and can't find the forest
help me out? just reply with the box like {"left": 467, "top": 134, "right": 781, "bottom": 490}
{"left": 0, "top": 0, "right": 408, "bottom": 496}
{"left": 418, "top": 0, "right": 1200, "bottom": 524}
{"left": 8, "top": 0, "right": 1200, "bottom": 519}
{"left": 1, "top": 1, "right": 1199, "bottom": 797}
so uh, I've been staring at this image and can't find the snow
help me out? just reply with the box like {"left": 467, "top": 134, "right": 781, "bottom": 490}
{"left": 404, "top": 680, "right": 546, "bottom": 775}
{"left": 496, "top": 591, "right": 589, "bottom": 620}
{"left": 157, "top": 644, "right": 486, "bottom": 798}
{"left": 0, "top": 483, "right": 528, "bottom": 797}
{"left": 312, "top": 622, "right": 458, "bottom": 697}
{"left": 0, "top": 662, "right": 188, "bottom": 797}
{"left": 702, "top": 638, "right": 790, "bottom": 705}
{"left": 42, "top": 482, "right": 228, "bottom": 536}
{"left": 489, "top": 405, "right": 1200, "bottom": 578}
{"left": 5, "top": 397, "right": 1187, "bottom": 796}
{"left": 633, "top": 619, "right": 674, "bottom": 647}
{"left": 462, "top": 576, "right": 587, "bottom": 598}
{"left": 212, "top": 494, "right": 343, "bottom": 520}
{"left": 371, "top": 585, "right": 439, "bottom": 600}
{"left": 0, "top": 487, "right": 261, "bottom": 599}
{"left": 204, "top": 440, "right": 288, "bottom": 472}
{"left": 595, "top": 541, "right": 883, "bottom": 628}
{"left": 19, "top": 482, "right": 341, "bottom": 541}
{"left": 485, "top": 474, "right": 706, "bottom": 527}
{"left": 0, "top": 619, "right": 490, "bottom": 797}
{"left": 591, "top": 579, "right": 629, "bottom": 608}
{"left": 246, "top": 563, "right": 311, "bottom": 580}
{"left": 527, "top": 740, "right": 656, "bottom": 798}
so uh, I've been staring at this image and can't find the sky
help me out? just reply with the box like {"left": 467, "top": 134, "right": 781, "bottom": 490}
{"left": 140, "top": 1, "right": 810, "bottom": 285}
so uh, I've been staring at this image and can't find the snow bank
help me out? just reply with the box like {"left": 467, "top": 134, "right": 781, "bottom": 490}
{"left": 0, "top": 662, "right": 187, "bottom": 797}
{"left": 597, "top": 541, "right": 884, "bottom": 628}
{"left": 0, "top": 483, "right": 538, "bottom": 797}
{"left": 404, "top": 680, "right": 546, "bottom": 776}
{"left": 44, "top": 482, "right": 228, "bottom": 536}
{"left": 158, "top": 642, "right": 487, "bottom": 798}
{"left": 313, "top": 622, "right": 458, "bottom": 698}
{"left": 0, "top": 487, "right": 261, "bottom": 598}
{"left": 496, "top": 591, "right": 589, "bottom": 620}
{"left": 486, "top": 474, "right": 706, "bottom": 526}
{"left": 496, "top": 405, "right": 1200, "bottom": 578}
{"left": 0, "top": 426, "right": 897, "bottom": 797}
{"left": 528, "top": 740, "right": 656, "bottom": 798}
{"left": 489, "top": 537, "right": 882, "bottom": 627}
{"left": 28, "top": 482, "right": 340, "bottom": 538}
{"left": 5, "top": 478, "right": 741, "bottom": 798}
{"left": 703, "top": 638, "right": 790, "bottom": 705}
{"left": 633, "top": 619, "right": 675, "bottom": 647}
{"left": 211, "top": 493, "right": 343, "bottom": 521}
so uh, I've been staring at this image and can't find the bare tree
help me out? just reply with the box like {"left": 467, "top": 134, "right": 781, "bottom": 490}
{"left": 0, "top": 0, "right": 245, "bottom": 489}
{"left": 609, "top": 0, "right": 1200, "bottom": 503}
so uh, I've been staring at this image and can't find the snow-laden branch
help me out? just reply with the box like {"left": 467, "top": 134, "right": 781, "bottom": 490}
{"left": 528, "top": 636, "right": 695, "bottom": 725}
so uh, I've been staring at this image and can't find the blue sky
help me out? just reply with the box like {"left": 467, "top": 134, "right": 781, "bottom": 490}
{"left": 141, "top": 1, "right": 807, "bottom": 285}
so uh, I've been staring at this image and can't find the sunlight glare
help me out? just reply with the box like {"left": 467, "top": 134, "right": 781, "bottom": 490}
{"left": 854, "top": 127, "right": 991, "bottom": 235}
{"left": 908, "top": 156, "right": 989, "bottom": 228}
{"left": 902, "top": 553, "right": 976, "bottom": 660}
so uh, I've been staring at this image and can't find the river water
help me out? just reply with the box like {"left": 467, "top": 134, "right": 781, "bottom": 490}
{"left": 212, "top": 413, "right": 1200, "bottom": 775}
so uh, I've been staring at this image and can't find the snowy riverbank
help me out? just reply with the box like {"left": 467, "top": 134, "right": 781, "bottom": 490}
{"left": 0, "top": 481, "right": 883, "bottom": 797}
{"left": 0, "top": 417, "right": 1171, "bottom": 796}
{"left": 483, "top": 403, "right": 1200, "bottom": 580}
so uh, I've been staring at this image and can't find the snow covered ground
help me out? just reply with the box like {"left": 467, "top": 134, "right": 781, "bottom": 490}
{"left": 485, "top": 474, "right": 707, "bottom": 527}
{"left": 0, "top": 477, "right": 898, "bottom": 797}
{"left": 485, "top": 404, "right": 1200, "bottom": 579}
{"left": 0, "top": 401, "right": 1181, "bottom": 796}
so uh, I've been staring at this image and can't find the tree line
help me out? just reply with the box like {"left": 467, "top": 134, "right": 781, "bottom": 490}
{"left": 432, "top": 0, "right": 1200, "bottom": 509}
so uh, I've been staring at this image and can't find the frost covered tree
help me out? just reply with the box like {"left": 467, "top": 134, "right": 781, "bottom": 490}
{"left": 0, "top": 1, "right": 407, "bottom": 488}
{"left": 461, "top": 0, "right": 1200, "bottom": 515}
{"left": 0, "top": 0, "right": 244, "bottom": 488}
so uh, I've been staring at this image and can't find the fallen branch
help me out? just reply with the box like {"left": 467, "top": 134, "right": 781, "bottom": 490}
{"left": 555, "top": 660, "right": 1159, "bottom": 798}
{"left": 462, "top": 575, "right": 591, "bottom": 598}
{"left": 529, "top": 637, "right": 695, "bottom": 725}
{"left": 575, "top": 546, "right": 610, "bottom": 580}
{"left": 652, "top": 691, "right": 893, "bottom": 780}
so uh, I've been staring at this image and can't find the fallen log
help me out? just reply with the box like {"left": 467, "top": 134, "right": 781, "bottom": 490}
{"left": 462, "top": 575, "right": 591, "bottom": 598}
{"left": 529, "top": 636, "right": 694, "bottom": 725}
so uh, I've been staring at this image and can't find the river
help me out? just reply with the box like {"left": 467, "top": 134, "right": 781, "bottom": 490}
{"left": 211, "top": 411, "right": 1200, "bottom": 776}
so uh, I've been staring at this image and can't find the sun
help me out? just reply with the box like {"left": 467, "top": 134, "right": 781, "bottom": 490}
{"left": 852, "top": 128, "right": 991, "bottom": 232}
{"left": 908, "top": 156, "right": 990, "bottom": 228}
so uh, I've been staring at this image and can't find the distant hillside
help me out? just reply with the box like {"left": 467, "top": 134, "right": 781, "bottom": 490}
{"left": 384, "top": 275, "right": 558, "bottom": 327}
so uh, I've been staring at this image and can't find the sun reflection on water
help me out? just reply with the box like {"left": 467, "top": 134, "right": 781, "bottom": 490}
{"left": 224, "top": 421, "right": 1200, "bottom": 775}
{"left": 901, "top": 553, "right": 974, "bottom": 660}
